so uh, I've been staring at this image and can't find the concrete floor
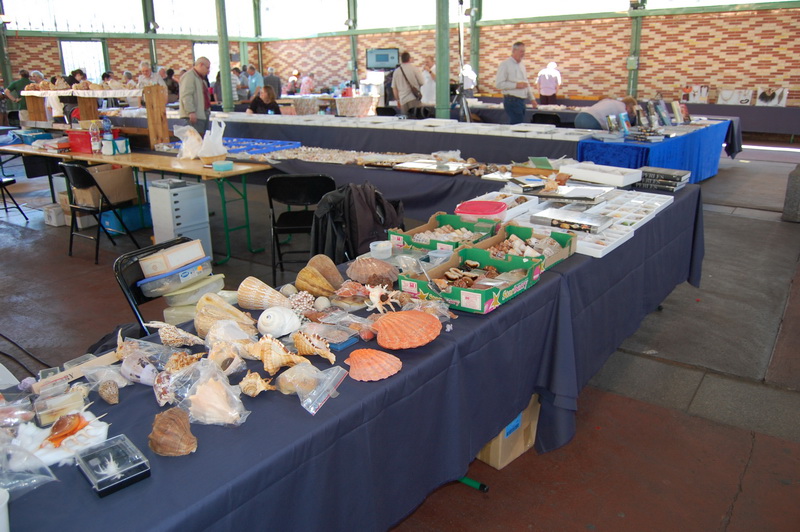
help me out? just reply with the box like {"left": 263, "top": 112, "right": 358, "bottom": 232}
{"left": 1, "top": 144, "right": 799, "bottom": 530}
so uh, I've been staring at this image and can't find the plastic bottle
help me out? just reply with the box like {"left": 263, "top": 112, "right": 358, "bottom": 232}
{"left": 89, "top": 122, "right": 101, "bottom": 154}
{"left": 102, "top": 116, "right": 113, "bottom": 140}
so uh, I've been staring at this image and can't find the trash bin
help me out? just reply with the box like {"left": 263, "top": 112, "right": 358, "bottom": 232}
{"left": 782, "top": 164, "right": 800, "bottom": 222}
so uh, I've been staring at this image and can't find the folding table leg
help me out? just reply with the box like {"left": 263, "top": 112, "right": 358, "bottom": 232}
{"left": 214, "top": 175, "right": 264, "bottom": 265}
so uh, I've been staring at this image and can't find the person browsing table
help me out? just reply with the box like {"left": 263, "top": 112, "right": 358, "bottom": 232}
{"left": 246, "top": 86, "right": 281, "bottom": 115}
{"left": 495, "top": 42, "right": 537, "bottom": 124}
{"left": 179, "top": 57, "right": 211, "bottom": 135}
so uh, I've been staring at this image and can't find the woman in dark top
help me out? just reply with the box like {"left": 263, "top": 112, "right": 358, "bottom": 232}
{"left": 164, "top": 68, "right": 179, "bottom": 103}
{"left": 246, "top": 85, "right": 281, "bottom": 115}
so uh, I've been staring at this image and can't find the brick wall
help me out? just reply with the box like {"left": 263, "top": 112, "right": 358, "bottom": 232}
{"left": 106, "top": 39, "right": 151, "bottom": 77}
{"left": 5, "top": 37, "right": 62, "bottom": 78}
{"left": 261, "top": 35, "right": 351, "bottom": 91}
{"left": 155, "top": 40, "right": 195, "bottom": 73}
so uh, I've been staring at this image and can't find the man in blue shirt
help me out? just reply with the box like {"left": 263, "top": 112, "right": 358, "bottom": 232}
{"left": 247, "top": 66, "right": 263, "bottom": 102}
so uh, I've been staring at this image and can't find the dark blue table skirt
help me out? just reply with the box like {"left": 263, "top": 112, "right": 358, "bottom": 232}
{"left": 12, "top": 186, "right": 703, "bottom": 531}
{"left": 576, "top": 120, "right": 730, "bottom": 183}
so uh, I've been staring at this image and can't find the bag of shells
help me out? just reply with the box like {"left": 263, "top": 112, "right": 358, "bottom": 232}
{"left": 275, "top": 365, "right": 348, "bottom": 415}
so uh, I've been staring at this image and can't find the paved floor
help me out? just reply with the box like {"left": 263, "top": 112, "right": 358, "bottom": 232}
{"left": 1, "top": 144, "right": 798, "bottom": 530}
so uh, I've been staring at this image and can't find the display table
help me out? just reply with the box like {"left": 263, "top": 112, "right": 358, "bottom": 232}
{"left": 10, "top": 186, "right": 703, "bottom": 531}
{"left": 577, "top": 120, "right": 730, "bottom": 183}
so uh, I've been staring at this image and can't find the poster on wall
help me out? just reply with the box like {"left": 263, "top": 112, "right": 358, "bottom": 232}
{"left": 754, "top": 87, "right": 788, "bottom": 107}
{"left": 680, "top": 84, "right": 709, "bottom": 103}
{"left": 716, "top": 89, "right": 753, "bottom": 106}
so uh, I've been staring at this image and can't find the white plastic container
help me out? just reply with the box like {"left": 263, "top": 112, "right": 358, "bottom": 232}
{"left": 162, "top": 274, "right": 225, "bottom": 307}
{"left": 136, "top": 257, "right": 212, "bottom": 298}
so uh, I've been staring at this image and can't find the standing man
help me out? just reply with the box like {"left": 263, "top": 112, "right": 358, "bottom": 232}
{"left": 233, "top": 67, "right": 249, "bottom": 102}
{"left": 391, "top": 52, "right": 425, "bottom": 116}
{"left": 247, "top": 65, "right": 263, "bottom": 102}
{"left": 4, "top": 69, "right": 32, "bottom": 121}
{"left": 264, "top": 67, "right": 282, "bottom": 98}
{"left": 537, "top": 61, "right": 562, "bottom": 105}
{"left": 179, "top": 57, "right": 211, "bottom": 136}
{"left": 495, "top": 42, "right": 537, "bottom": 124}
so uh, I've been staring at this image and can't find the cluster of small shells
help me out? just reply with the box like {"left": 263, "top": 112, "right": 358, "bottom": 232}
{"left": 433, "top": 260, "right": 499, "bottom": 290}
{"left": 486, "top": 234, "right": 561, "bottom": 260}
{"left": 411, "top": 225, "right": 479, "bottom": 245}
{"left": 494, "top": 193, "right": 530, "bottom": 206}
{"left": 258, "top": 146, "right": 374, "bottom": 165}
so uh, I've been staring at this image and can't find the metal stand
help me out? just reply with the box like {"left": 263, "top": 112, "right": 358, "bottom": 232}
{"left": 451, "top": 82, "right": 471, "bottom": 123}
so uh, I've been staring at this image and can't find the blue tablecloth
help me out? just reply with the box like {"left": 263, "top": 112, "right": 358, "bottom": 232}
{"left": 12, "top": 186, "right": 703, "bottom": 531}
{"left": 577, "top": 120, "right": 730, "bottom": 183}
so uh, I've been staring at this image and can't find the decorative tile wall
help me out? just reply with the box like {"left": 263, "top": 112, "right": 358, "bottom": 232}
{"left": 5, "top": 37, "right": 62, "bottom": 79}
{"left": 155, "top": 40, "right": 195, "bottom": 73}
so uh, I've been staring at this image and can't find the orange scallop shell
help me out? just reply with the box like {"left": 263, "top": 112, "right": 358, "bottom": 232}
{"left": 371, "top": 310, "right": 442, "bottom": 350}
{"left": 345, "top": 349, "right": 402, "bottom": 381}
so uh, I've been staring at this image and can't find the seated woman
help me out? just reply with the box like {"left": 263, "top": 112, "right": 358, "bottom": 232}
{"left": 246, "top": 85, "right": 281, "bottom": 115}
{"left": 574, "top": 96, "right": 637, "bottom": 130}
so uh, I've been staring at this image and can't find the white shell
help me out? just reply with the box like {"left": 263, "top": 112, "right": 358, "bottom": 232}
{"left": 257, "top": 306, "right": 301, "bottom": 338}
{"left": 280, "top": 284, "right": 298, "bottom": 297}
{"left": 314, "top": 296, "right": 331, "bottom": 311}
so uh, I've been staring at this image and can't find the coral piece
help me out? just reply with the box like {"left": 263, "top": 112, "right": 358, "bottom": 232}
{"left": 335, "top": 280, "right": 370, "bottom": 298}
{"left": 237, "top": 276, "right": 292, "bottom": 310}
{"left": 194, "top": 293, "right": 257, "bottom": 339}
{"left": 238, "top": 370, "right": 276, "bottom": 397}
{"left": 144, "top": 321, "right": 204, "bottom": 347}
{"left": 257, "top": 306, "right": 302, "bottom": 338}
{"left": 292, "top": 331, "right": 335, "bottom": 364}
{"left": 164, "top": 352, "right": 204, "bottom": 373}
{"left": 148, "top": 407, "right": 198, "bottom": 456}
{"left": 98, "top": 380, "right": 119, "bottom": 405}
{"left": 371, "top": 310, "right": 442, "bottom": 349}
{"left": 346, "top": 257, "right": 399, "bottom": 286}
{"left": 247, "top": 335, "right": 310, "bottom": 376}
{"left": 345, "top": 349, "right": 402, "bottom": 381}
{"left": 295, "top": 266, "right": 336, "bottom": 298}
{"left": 307, "top": 254, "right": 344, "bottom": 289}
{"left": 365, "top": 285, "right": 401, "bottom": 313}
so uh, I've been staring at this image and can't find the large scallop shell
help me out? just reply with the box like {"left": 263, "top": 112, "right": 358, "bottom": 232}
{"left": 292, "top": 331, "right": 335, "bottom": 364}
{"left": 148, "top": 407, "right": 198, "bottom": 456}
{"left": 307, "top": 254, "right": 344, "bottom": 289}
{"left": 257, "top": 306, "right": 302, "bottom": 338}
{"left": 247, "top": 335, "right": 310, "bottom": 376}
{"left": 346, "top": 257, "right": 399, "bottom": 286}
{"left": 195, "top": 293, "right": 257, "bottom": 339}
{"left": 237, "top": 276, "right": 292, "bottom": 310}
{"left": 371, "top": 310, "right": 442, "bottom": 349}
{"left": 238, "top": 370, "right": 276, "bottom": 397}
{"left": 295, "top": 266, "right": 336, "bottom": 298}
{"left": 345, "top": 349, "right": 402, "bottom": 381}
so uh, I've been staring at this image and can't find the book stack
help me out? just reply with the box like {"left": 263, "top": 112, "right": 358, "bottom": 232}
{"left": 634, "top": 166, "right": 691, "bottom": 192}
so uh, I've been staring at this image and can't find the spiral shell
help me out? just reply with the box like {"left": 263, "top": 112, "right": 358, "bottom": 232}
{"left": 371, "top": 310, "right": 442, "bottom": 350}
{"left": 307, "top": 254, "right": 344, "bottom": 289}
{"left": 148, "top": 407, "right": 198, "bottom": 456}
{"left": 194, "top": 293, "right": 257, "bottom": 339}
{"left": 247, "top": 335, "right": 310, "bottom": 376}
{"left": 257, "top": 306, "right": 302, "bottom": 338}
{"left": 292, "top": 331, "right": 335, "bottom": 364}
{"left": 237, "top": 276, "right": 292, "bottom": 310}
{"left": 145, "top": 321, "right": 204, "bottom": 347}
{"left": 345, "top": 349, "right": 402, "bottom": 381}
{"left": 238, "top": 370, "right": 276, "bottom": 397}
{"left": 295, "top": 267, "right": 336, "bottom": 298}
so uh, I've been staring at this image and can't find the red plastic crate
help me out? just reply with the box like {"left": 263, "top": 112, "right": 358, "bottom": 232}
{"left": 66, "top": 128, "right": 121, "bottom": 154}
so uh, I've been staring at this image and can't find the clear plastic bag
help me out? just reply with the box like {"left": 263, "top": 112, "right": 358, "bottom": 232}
{"left": 120, "top": 354, "right": 159, "bottom": 386}
{"left": 176, "top": 360, "right": 249, "bottom": 426}
{"left": 275, "top": 365, "right": 348, "bottom": 415}
{"left": 400, "top": 299, "right": 455, "bottom": 323}
{"left": 0, "top": 444, "right": 57, "bottom": 499}
{"left": 117, "top": 337, "right": 183, "bottom": 371}
{"left": 174, "top": 124, "right": 203, "bottom": 160}
{"left": 82, "top": 366, "right": 131, "bottom": 390}
{"left": 197, "top": 119, "right": 227, "bottom": 159}
{"left": 205, "top": 320, "right": 257, "bottom": 360}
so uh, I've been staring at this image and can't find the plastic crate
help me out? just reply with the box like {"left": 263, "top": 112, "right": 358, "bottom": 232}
{"left": 66, "top": 128, "right": 121, "bottom": 154}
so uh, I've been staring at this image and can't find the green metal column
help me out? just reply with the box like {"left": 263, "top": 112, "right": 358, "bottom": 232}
{"left": 253, "top": 0, "right": 263, "bottom": 71}
{"left": 142, "top": 0, "right": 157, "bottom": 66}
{"left": 469, "top": 0, "right": 481, "bottom": 80}
{"left": 216, "top": 0, "right": 233, "bottom": 112}
{"left": 101, "top": 40, "right": 111, "bottom": 73}
{"left": 347, "top": 0, "right": 358, "bottom": 86}
{"left": 0, "top": 1, "right": 13, "bottom": 87}
{"left": 627, "top": 12, "right": 643, "bottom": 98}
{"left": 435, "top": 0, "right": 449, "bottom": 119}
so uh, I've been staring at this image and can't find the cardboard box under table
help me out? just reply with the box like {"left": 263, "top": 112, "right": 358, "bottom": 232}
{"left": 71, "top": 164, "right": 138, "bottom": 208}
{"left": 399, "top": 247, "right": 542, "bottom": 314}
{"left": 388, "top": 213, "right": 498, "bottom": 251}
{"left": 477, "top": 394, "right": 541, "bottom": 470}
{"left": 477, "top": 224, "right": 576, "bottom": 270}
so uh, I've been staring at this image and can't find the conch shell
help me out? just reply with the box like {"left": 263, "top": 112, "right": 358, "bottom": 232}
{"left": 237, "top": 276, "right": 292, "bottom": 310}
{"left": 257, "top": 306, "right": 301, "bottom": 338}
{"left": 345, "top": 349, "right": 402, "bottom": 381}
{"left": 145, "top": 321, "right": 204, "bottom": 347}
{"left": 371, "top": 310, "right": 442, "bottom": 349}
{"left": 148, "top": 407, "right": 197, "bottom": 456}
{"left": 238, "top": 370, "right": 276, "bottom": 397}
{"left": 207, "top": 342, "right": 247, "bottom": 376}
{"left": 295, "top": 266, "right": 336, "bottom": 298}
{"left": 346, "top": 256, "right": 399, "bottom": 286}
{"left": 194, "top": 293, "right": 257, "bottom": 339}
{"left": 247, "top": 335, "right": 310, "bottom": 376}
{"left": 307, "top": 255, "right": 344, "bottom": 289}
{"left": 187, "top": 377, "right": 248, "bottom": 425}
{"left": 292, "top": 331, "right": 335, "bottom": 364}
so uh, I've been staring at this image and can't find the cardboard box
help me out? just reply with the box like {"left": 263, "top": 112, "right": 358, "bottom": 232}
{"left": 139, "top": 240, "right": 206, "bottom": 278}
{"left": 71, "top": 164, "right": 137, "bottom": 208}
{"left": 477, "top": 224, "right": 576, "bottom": 270}
{"left": 476, "top": 394, "right": 540, "bottom": 470}
{"left": 388, "top": 212, "right": 499, "bottom": 252}
{"left": 398, "top": 247, "right": 542, "bottom": 314}
{"left": 42, "top": 203, "right": 66, "bottom": 227}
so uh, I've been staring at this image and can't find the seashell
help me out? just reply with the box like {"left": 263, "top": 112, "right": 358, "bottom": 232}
{"left": 346, "top": 257, "right": 399, "bottom": 286}
{"left": 247, "top": 335, "right": 310, "bottom": 376}
{"left": 153, "top": 371, "right": 175, "bottom": 406}
{"left": 187, "top": 378, "right": 246, "bottom": 425}
{"left": 145, "top": 321, "right": 204, "bottom": 347}
{"left": 42, "top": 413, "right": 91, "bottom": 448}
{"left": 280, "top": 284, "right": 298, "bottom": 297}
{"left": 335, "top": 280, "right": 370, "bottom": 298}
{"left": 98, "top": 380, "right": 119, "bottom": 405}
{"left": 295, "top": 266, "right": 336, "bottom": 298}
{"left": 237, "top": 276, "right": 293, "bottom": 310}
{"left": 275, "top": 364, "right": 320, "bottom": 396}
{"left": 371, "top": 310, "right": 442, "bottom": 350}
{"left": 164, "top": 352, "right": 204, "bottom": 373}
{"left": 238, "top": 370, "right": 276, "bottom": 397}
{"left": 195, "top": 293, "right": 257, "bottom": 339}
{"left": 314, "top": 296, "right": 331, "bottom": 310}
{"left": 208, "top": 342, "right": 247, "bottom": 376}
{"left": 345, "top": 349, "right": 402, "bottom": 381}
{"left": 307, "top": 254, "right": 344, "bottom": 290}
{"left": 120, "top": 353, "right": 159, "bottom": 385}
{"left": 257, "top": 306, "right": 301, "bottom": 338}
{"left": 292, "top": 331, "right": 335, "bottom": 364}
{"left": 148, "top": 407, "right": 198, "bottom": 456}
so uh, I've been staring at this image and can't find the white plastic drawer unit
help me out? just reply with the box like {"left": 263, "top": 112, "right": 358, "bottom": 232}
{"left": 149, "top": 182, "right": 210, "bottom": 232}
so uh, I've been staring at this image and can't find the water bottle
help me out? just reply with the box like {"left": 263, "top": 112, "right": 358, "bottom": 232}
{"left": 102, "top": 116, "right": 113, "bottom": 140}
{"left": 89, "top": 122, "right": 101, "bottom": 154}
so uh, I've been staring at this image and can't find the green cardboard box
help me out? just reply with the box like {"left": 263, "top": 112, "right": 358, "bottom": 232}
{"left": 477, "top": 224, "right": 576, "bottom": 270}
{"left": 388, "top": 212, "right": 499, "bottom": 251}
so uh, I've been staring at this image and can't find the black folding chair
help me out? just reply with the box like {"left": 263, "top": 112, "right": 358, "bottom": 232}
{"left": 59, "top": 162, "right": 140, "bottom": 264}
{"left": 0, "top": 178, "right": 29, "bottom": 221}
{"left": 267, "top": 174, "right": 336, "bottom": 286}
{"left": 113, "top": 237, "right": 192, "bottom": 337}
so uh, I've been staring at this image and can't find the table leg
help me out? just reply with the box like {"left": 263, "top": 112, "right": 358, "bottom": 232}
{"left": 214, "top": 175, "right": 265, "bottom": 265}
{"left": 47, "top": 169, "right": 56, "bottom": 203}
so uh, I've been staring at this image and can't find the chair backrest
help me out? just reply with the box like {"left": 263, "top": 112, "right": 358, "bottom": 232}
{"left": 59, "top": 161, "right": 98, "bottom": 190}
{"left": 113, "top": 237, "right": 192, "bottom": 336}
{"left": 267, "top": 174, "right": 336, "bottom": 224}
{"left": 531, "top": 112, "right": 562, "bottom": 126}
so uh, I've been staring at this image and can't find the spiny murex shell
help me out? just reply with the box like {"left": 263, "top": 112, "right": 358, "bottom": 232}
{"left": 345, "top": 349, "right": 402, "bottom": 382}
{"left": 145, "top": 321, "right": 204, "bottom": 347}
{"left": 345, "top": 256, "right": 399, "bottom": 285}
{"left": 292, "top": 331, "right": 335, "bottom": 364}
{"left": 257, "top": 306, "right": 301, "bottom": 338}
{"left": 194, "top": 293, "right": 257, "bottom": 339}
{"left": 295, "top": 266, "right": 336, "bottom": 298}
{"left": 98, "top": 380, "right": 119, "bottom": 405}
{"left": 148, "top": 407, "right": 198, "bottom": 456}
{"left": 239, "top": 370, "right": 276, "bottom": 397}
{"left": 164, "top": 352, "right": 204, "bottom": 373}
{"left": 371, "top": 310, "right": 442, "bottom": 350}
{"left": 247, "top": 335, "right": 310, "bottom": 376}
{"left": 237, "top": 276, "right": 292, "bottom": 310}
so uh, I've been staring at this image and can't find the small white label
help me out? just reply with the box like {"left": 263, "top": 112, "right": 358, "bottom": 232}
{"left": 460, "top": 291, "right": 482, "bottom": 311}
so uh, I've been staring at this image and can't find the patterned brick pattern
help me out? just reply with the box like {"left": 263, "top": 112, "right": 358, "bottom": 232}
{"left": 640, "top": 9, "right": 800, "bottom": 106}
{"left": 156, "top": 40, "right": 195, "bottom": 72}
{"left": 262, "top": 36, "right": 351, "bottom": 91}
{"left": 6, "top": 37, "right": 62, "bottom": 79}
{"left": 106, "top": 39, "right": 152, "bottom": 77}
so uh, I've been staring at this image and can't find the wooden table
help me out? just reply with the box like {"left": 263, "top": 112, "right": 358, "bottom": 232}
{"left": 0, "top": 144, "right": 269, "bottom": 263}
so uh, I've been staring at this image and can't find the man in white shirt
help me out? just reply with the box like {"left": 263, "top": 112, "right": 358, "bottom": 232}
{"left": 537, "top": 62, "right": 562, "bottom": 105}
{"left": 137, "top": 61, "right": 166, "bottom": 89}
{"left": 495, "top": 42, "right": 537, "bottom": 124}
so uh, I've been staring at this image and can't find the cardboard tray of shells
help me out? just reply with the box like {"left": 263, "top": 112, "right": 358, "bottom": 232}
{"left": 388, "top": 212, "right": 499, "bottom": 251}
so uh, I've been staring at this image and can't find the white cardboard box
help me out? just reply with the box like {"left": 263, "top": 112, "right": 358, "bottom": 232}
{"left": 42, "top": 204, "right": 66, "bottom": 227}
{"left": 560, "top": 163, "right": 642, "bottom": 187}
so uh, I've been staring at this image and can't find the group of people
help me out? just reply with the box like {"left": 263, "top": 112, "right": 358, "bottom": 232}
{"left": 284, "top": 70, "right": 316, "bottom": 96}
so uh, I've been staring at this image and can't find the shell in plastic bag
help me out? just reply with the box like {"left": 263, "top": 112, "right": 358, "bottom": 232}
{"left": 292, "top": 331, "right": 335, "bottom": 364}
{"left": 194, "top": 293, "right": 257, "bottom": 339}
{"left": 237, "top": 276, "right": 292, "bottom": 310}
{"left": 247, "top": 335, "right": 310, "bottom": 376}
{"left": 184, "top": 376, "right": 249, "bottom": 426}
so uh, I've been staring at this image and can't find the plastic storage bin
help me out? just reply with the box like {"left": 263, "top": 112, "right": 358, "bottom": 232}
{"left": 455, "top": 200, "right": 508, "bottom": 222}
{"left": 136, "top": 257, "right": 212, "bottom": 297}
{"left": 66, "top": 128, "right": 121, "bottom": 154}
{"left": 163, "top": 274, "right": 225, "bottom": 307}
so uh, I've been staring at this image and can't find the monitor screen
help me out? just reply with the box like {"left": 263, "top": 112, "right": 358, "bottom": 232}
{"left": 366, "top": 48, "right": 399, "bottom": 70}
